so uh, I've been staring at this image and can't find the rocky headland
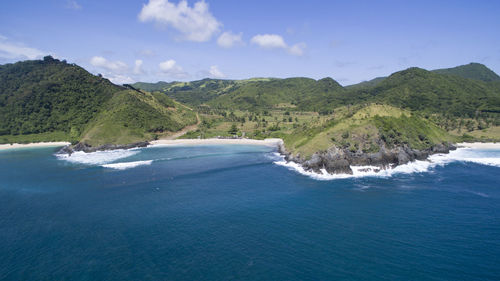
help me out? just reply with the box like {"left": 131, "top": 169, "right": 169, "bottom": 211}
{"left": 278, "top": 142, "right": 457, "bottom": 175}
{"left": 59, "top": 141, "right": 150, "bottom": 155}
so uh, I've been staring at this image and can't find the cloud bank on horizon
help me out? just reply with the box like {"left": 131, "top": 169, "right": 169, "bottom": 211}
{"left": 0, "top": 0, "right": 499, "bottom": 85}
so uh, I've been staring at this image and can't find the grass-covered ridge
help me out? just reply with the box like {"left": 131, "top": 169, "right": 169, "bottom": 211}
{"left": 80, "top": 90, "right": 197, "bottom": 146}
{"left": 282, "top": 104, "right": 456, "bottom": 158}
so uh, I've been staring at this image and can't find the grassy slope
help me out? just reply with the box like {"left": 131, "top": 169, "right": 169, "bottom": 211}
{"left": 283, "top": 104, "right": 456, "bottom": 158}
{"left": 80, "top": 90, "right": 197, "bottom": 146}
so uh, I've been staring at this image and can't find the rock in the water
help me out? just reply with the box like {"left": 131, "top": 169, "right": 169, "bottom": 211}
{"left": 58, "top": 141, "right": 150, "bottom": 155}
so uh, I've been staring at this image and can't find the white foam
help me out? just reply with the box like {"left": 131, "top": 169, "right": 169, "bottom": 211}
{"left": 56, "top": 149, "right": 140, "bottom": 165}
{"left": 102, "top": 160, "right": 153, "bottom": 170}
{"left": 274, "top": 148, "right": 500, "bottom": 180}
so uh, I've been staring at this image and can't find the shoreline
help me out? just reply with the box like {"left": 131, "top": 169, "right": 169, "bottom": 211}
{"left": 456, "top": 142, "right": 500, "bottom": 149}
{"left": 0, "top": 142, "right": 71, "bottom": 150}
{"left": 1, "top": 140, "right": 499, "bottom": 152}
{"left": 150, "top": 138, "right": 283, "bottom": 147}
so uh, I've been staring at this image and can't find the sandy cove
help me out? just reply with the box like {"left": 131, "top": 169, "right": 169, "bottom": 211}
{"left": 150, "top": 138, "right": 283, "bottom": 147}
{"left": 0, "top": 142, "right": 71, "bottom": 150}
{"left": 1, "top": 140, "right": 499, "bottom": 151}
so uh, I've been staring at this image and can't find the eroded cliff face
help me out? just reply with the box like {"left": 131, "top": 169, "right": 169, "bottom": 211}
{"left": 279, "top": 142, "right": 456, "bottom": 175}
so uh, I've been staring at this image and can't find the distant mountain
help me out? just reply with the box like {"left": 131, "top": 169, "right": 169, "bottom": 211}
{"left": 369, "top": 67, "right": 500, "bottom": 116}
{"left": 134, "top": 78, "right": 243, "bottom": 106}
{"left": 208, "top": 77, "right": 345, "bottom": 111}
{"left": 432, "top": 62, "right": 500, "bottom": 82}
{"left": 345, "top": 77, "right": 386, "bottom": 90}
{"left": 134, "top": 77, "right": 346, "bottom": 111}
{"left": 0, "top": 57, "right": 196, "bottom": 145}
{"left": 132, "top": 81, "right": 172, "bottom": 92}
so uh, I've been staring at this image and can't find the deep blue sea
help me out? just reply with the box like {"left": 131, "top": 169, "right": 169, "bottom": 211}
{"left": 1, "top": 144, "right": 499, "bottom": 280}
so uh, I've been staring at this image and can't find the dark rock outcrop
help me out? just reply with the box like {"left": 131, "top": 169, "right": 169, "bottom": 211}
{"left": 280, "top": 142, "right": 456, "bottom": 175}
{"left": 59, "top": 141, "right": 150, "bottom": 155}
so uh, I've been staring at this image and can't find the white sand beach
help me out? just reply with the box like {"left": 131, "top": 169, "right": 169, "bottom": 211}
{"left": 0, "top": 142, "right": 71, "bottom": 150}
{"left": 151, "top": 138, "right": 283, "bottom": 147}
{"left": 456, "top": 142, "right": 500, "bottom": 149}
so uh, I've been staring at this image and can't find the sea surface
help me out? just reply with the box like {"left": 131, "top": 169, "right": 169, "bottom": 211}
{"left": 1, "top": 144, "right": 499, "bottom": 280}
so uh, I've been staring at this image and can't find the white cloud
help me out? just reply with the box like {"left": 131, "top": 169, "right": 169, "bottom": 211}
{"left": 250, "top": 34, "right": 287, "bottom": 49}
{"left": 108, "top": 74, "right": 134, "bottom": 85}
{"left": 217, "top": 31, "right": 244, "bottom": 48}
{"left": 90, "top": 56, "right": 128, "bottom": 73}
{"left": 0, "top": 36, "right": 45, "bottom": 60}
{"left": 134, "top": 59, "right": 144, "bottom": 75}
{"left": 66, "top": 0, "right": 82, "bottom": 10}
{"left": 159, "top": 59, "right": 188, "bottom": 79}
{"left": 250, "top": 33, "right": 306, "bottom": 56}
{"left": 209, "top": 65, "right": 225, "bottom": 78}
{"left": 288, "top": 43, "right": 306, "bottom": 56}
{"left": 138, "top": 0, "right": 221, "bottom": 42}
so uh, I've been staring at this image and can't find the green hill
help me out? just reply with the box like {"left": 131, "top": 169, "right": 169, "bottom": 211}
{"left": 131, "top": 81, "right": 172, "bottom": 93}
{"left": 432, "top": 62, "right": 500, "bottom": 82}
{"left": 0, "top": 57, "right": 197, "bottom": 145}
{"left": 345, "top": 77, "right": 386, "bottom": 90}
{"left": 311, "top": 67, "right": 500, "bottom": 118}
{"left": 283, "top": 104, "right": 456, "bottom": 158}
{"left": 134, "top": 77, "right": 346, "bottom": 111}
{"left": 80, "top": 89, "right": 197, "bottom": 146}
{"left": 367, "top": 67, "right": 500, "bottom": 117}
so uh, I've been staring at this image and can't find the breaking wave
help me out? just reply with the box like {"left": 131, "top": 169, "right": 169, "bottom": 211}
{"left": 274, "top": 148, "right": 500, "bottom": 180}
{"left": 56, "top": 149, "right": 140, "bottom": 165}
{"left": 102, "top": 160, "right": 153, "bottom": 170}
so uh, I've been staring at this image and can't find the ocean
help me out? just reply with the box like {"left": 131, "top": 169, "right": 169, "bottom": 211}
{"left": 1, "top": 144, "right": 499, "bottom": 280}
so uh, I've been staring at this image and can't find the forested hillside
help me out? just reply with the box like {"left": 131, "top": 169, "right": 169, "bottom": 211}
{"left": 0, "top": 56, "right": 120, "bottom": 137}
{"left": 432, "top": 63, "right": 500, "bottom": 82}
{"left": 0, "top": 57, "right": 197, "bottom": 145}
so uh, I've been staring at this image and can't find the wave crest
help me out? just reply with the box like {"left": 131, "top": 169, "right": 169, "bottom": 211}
{"left": 102, "top": 160, "right": 153, "bottom": 170}
{"left": 56, "top": 149, "right": 140, "bottom": 165}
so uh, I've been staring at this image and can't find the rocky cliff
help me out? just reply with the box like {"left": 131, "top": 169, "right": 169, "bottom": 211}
{"left": 279, "top": 142, "right": 456, "bottom": 175}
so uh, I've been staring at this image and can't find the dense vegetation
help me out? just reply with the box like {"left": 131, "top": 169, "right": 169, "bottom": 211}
{"left": 0, "top": 56, "right": 120, "bottom": 137}
{"left": 432, "top": 63, "right": 500, "bottom": 82}
{"left": 2, "top": 58, "right": 499, "bottom": 155}
{"left": 134, "top": 62, "right": 500, "bottom": 157}
{"left": 0, "top": 57, "right": 197, "bottom": 145}
{"left": 356, "top": 67, "right": 500, "bottom": 117}
{"left": 80, "top": 89, "right": 196, "bottom": 146}
{"left": 134, "top": 77, "right": 346, "bottom": 111}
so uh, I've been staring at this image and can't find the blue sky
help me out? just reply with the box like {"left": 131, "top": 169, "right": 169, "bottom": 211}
{"left": 1, "top": 0, "right": 499, "bottom": 85}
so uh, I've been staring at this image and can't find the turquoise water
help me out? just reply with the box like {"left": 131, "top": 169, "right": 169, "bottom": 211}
{"left": 1, "top": 145, "right": 499, "bottom": 280}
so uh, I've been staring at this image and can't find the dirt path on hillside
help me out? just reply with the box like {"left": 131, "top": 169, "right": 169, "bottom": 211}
{"left": 162, "top": 113, "right": 200, "bottom": 140}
